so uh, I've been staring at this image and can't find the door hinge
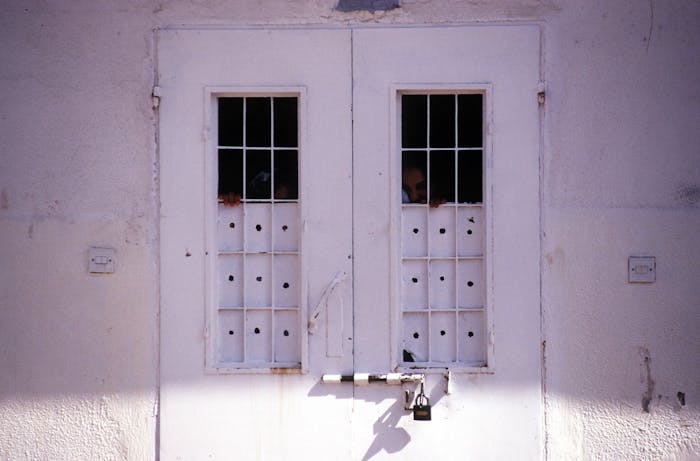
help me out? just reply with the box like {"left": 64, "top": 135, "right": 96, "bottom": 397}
{"left": 537, "top": 81, "right": 545, "bottom": 106}
{"left": 152, "top": 86, "right": 162, "bottom": 108}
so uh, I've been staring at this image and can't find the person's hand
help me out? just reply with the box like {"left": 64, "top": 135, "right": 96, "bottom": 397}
{"left": 219, "top": 192, "right": 242, "bottom": 207}
{"left": 429, "top": 197, "right": 447, "bottom": 208}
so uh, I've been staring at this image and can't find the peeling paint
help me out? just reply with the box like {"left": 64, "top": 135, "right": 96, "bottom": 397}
{"left": 677, "top": 391, "right": 686, "bottom": 407}
{"left": 269, "top": 367, "right": 303, "bottom": 375}
{"left": 676, "top": 184, "right": 700, "bottom": 206}
{"left": 336, "top": 0, "right": 400, "bottom": 13}
{"left": 640, "top": 348, "right": 655, "bottom": 413}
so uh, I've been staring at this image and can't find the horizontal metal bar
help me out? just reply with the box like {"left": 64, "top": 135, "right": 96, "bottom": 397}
{"left": 321, "top": 373, "right": 424, "bottom": 385}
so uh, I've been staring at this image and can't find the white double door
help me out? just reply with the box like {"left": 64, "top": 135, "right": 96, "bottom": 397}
{"left": 159, "top": 26, "right": 541, "bottom": 460}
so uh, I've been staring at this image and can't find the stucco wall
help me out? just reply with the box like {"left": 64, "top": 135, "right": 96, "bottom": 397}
{"left": 543, "top": 1, "right": 700, "bottom": 459}
{"left": 0, "top": 2, "right": 159, "bottom": 460}
{"left": 0, "top": 0, "right": 698, "bottom": 460}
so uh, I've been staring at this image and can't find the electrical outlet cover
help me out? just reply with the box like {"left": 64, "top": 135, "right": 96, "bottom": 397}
{"left": 628, "top": 256, "right": 655, "bottom": 283}
{"left": 89, "top": 247, "right": 115, "bottom": 274}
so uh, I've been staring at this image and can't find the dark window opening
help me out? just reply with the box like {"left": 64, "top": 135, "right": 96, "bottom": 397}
{"left": 274, "top": 97, "right": 298, "bottom": 147}
{"left": 429, "top": 151, "right": 455, "bottom": 203}
{"left": 246, "top": 98, "right": 271, "bottom": 147}
{"left": 401, "top": 93, "right": 483, "bottom": 204}
{"left": 458, "top": 94, "right": 483, "bottom": 148}
{"left": 429, "top": 95, "right": 455, "bottom": 148}
{"left": 218, "top": 97, "right": 299, "bottom": 204}
{"left": 401, "top": 95, "right": 427, "bottom": 148}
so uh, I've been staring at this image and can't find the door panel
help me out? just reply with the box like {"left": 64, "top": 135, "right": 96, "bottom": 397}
{"left": 159, "top": 25, "right": 541, "bottom": 460}
{"left": 158, "top": 28, "right": 354, "bottom": 459}
{"left": 352, "top": 26, "right": 541, "bottom": 459}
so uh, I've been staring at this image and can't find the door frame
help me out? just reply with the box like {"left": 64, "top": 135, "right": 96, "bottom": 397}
{"left": 388, "top": 82, "right": 496, "bottom": 372}
{"left": 157, "top": 24, "right": 543, "bottom": 460}
{"left": 202, "top": 85, "right": 311, "bottom": 373}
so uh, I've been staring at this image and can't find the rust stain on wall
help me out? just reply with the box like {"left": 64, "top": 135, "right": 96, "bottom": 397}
{"left": 640, "top": 347, "right": 655, "bottom": 413}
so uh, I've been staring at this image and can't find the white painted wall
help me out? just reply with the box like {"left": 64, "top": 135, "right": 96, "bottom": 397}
{"left": 0, "top": 1, "right": 697, "bottom": 460}
{"left": 543, "top": 1, "right": 700, "bottom": 459}
{"left": 0, "top": 2, "right": 159, "bottom": 460}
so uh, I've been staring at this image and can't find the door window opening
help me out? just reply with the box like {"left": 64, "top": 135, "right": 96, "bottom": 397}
{"left": 213, "top": 95, "right": 301, "bottom": 369}
{"left": 399, "top": 92, "right": 487, "bottom": 368}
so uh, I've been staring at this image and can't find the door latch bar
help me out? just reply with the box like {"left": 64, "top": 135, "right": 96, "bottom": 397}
{"left": 322, "top": 373, "right": 424, "bottom": 385}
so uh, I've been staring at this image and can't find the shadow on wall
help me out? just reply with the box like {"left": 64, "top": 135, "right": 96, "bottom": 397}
{"left": 308, "top": 378, "right": 447, "bottom": 460}
{"left": 361, "top": 399, "right": 411, "bottom": 461}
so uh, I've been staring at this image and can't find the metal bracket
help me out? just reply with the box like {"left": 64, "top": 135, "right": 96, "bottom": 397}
{"left": 308, "top": 271, "right": 348, "bottom": 334}
{"left": 404, "top": 387, "right": 416, "bottom": 410}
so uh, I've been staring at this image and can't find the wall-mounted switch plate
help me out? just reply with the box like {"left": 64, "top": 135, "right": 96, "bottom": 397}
{"left": 89, "top": 247, "right": 115, "bottom": 274}
{"left": 629, "top": 256, "right": 655, "bottom": 283}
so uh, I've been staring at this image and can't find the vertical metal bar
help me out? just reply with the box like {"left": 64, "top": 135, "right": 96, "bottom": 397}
{"left": 425, "top": 95, "right": 432, "bottom": 363}
{"left": 271, "top": 97, "right": 276, "bottom": 205}
{"left": 242, "top": 97, "right": 248, "bottom": 362}
{"left": 399, "top": 94, "right": 404, "bottom": 363}
{"left": 215, "top": 97, "right": 220, "bottom": 366}
{"left": 242, "top": 97, "right": 248, "bottom": 202}
{"left": 398, "top": 94, "right": 404, "bottom": 364}
{"left": 453, "top": 94, "right": 459, "bottom": 362}
{"left": 454, "top": 93, "right": 459, "bottom": 207}
{"left": 295, "top": 95, "right": 302, "bottom": 366}
{"left": 270, "top": 97, "right": 276, "bottom": 363}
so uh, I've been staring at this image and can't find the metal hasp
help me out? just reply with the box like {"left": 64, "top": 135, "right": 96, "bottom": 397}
{"left": 322, "top": 373, "right": 433, "bottom": 421}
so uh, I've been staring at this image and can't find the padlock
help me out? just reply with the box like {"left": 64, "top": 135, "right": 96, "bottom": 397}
{"left": 413, "top": 393, "right": 432, "bottom": 421}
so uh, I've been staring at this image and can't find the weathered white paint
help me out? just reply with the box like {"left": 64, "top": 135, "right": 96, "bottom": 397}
{"left": 350, "top": 25, "right": 541, "bottom": 459}
{"left": 159, "top": 24, "right": 540, "bottom": 460}
{"left": 542, "top": 1, "right": 700, "bottom": 459}
{"left": 158, "top": 27, "right": 356, "bottom": 459}
{"left": 1, "top": 0, "right": 698, "bottom": 460}
{"left": 0, "top": 2, "right": 159, "bottom": 460}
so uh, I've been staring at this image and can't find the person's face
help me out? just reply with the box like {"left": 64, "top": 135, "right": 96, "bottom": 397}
{"left": 274, "top": 183, "right": 290, "bottom": 199}
{"left": 402, "top": 167, "right": 427, "bottom": 203}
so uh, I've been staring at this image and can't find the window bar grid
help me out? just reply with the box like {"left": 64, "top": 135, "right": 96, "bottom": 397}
{"left": 400, "top": 93, "right": 488, "bottom": 365}
{"left": 216, "top": 97, "right": 301, "bottom": 367}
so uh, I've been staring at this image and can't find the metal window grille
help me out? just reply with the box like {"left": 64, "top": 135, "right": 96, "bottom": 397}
{"left": 215, "top": 96, "right": 301, "bottom": 368}
{"left": 400, "top": 93, "right": 487, "bottom": 367}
